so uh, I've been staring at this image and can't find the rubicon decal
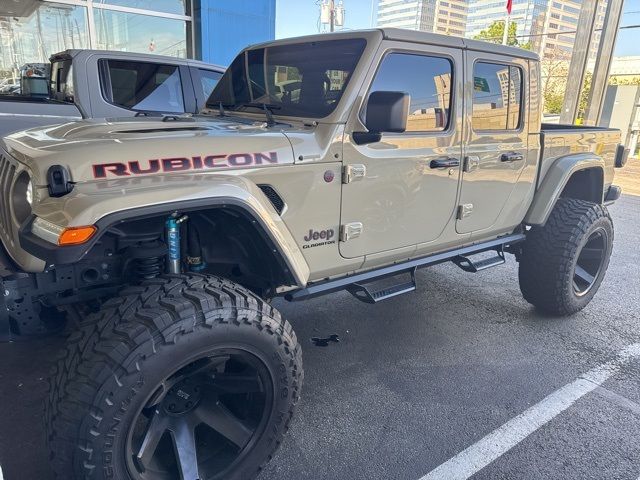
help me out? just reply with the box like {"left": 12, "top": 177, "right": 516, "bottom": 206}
{"left": 92, "top": 152, "right": 279, "bottom": 178}
{"left": 302, "top": 228, "right": 336, "bottom": 249}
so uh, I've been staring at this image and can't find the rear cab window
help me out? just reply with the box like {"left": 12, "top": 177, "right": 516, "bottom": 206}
{"left": 472, "top": 62, "right": 523, "bottom": 131}
{"left": 50, "top": 59, "right": 75, "bottom": 102}
{"left": 99, "top": 59, "right": 185, "bottom": 113}
{"left": 367, "top": 52, "right": 453, "bottom": 132}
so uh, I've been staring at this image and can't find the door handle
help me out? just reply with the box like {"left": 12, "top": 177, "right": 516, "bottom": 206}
{"left": 501, "top": 152, "right": 524, "bottom": 163}
{"left": 430, "top": 157, "right": 460, "bottom": 169}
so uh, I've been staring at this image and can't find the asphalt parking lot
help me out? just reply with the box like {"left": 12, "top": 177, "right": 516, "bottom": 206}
{"left": 1, "top": 194, "right": 639, "bottom": 480}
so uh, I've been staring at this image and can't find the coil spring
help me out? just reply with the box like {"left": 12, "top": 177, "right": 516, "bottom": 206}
{"left": 136, "top": 256, "right": 163, "bottom": 279}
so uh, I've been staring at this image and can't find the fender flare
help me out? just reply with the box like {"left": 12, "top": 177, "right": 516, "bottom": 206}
{"left": 524, "top": 153, "right": 605, "bottom": 226}
{"left": 20, "top": 177, "right": 310, "bottom": 287}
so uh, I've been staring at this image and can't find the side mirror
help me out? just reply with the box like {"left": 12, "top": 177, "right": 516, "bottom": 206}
{"left": 353, "top": 91, "right": 410, "bottom": 145}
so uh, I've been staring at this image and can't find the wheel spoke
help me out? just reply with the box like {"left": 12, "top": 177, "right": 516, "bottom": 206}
{"left": 137, "top": 409, "right": 168, "bottom": 468}
{"left": 169, "top": 356, "right": 230, "bottom": 388}
{"left": 580, "top": 247, "right": 602, "bottom": 261}
{"left": 208, "top": 373, "right": 262, "bottom": 394}
{"left": 574, "top": 265, "right": 595, "bottom": 286}
{"left": 196, "top": 400, "right": 253, "bottom": 448}
{"left": 170, "top": 420, "right": 200, "bottom": 480}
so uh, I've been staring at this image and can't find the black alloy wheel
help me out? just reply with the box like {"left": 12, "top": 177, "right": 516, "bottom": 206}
{"left": 46, "top": 275, "right": 303, "bottom": 480}
{"left": 127, "top": 350, "right": 273, "bottom": 480}
{"left": 518, "top": 198, "right": 614, "bottom": 315}
{"left": 572, "top": 227, "right": 608, "bottom": 297}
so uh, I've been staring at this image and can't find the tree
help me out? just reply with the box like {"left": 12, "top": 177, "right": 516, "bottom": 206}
{"left": 540, "top": 47, "right": 571, "bottom": 115}
{"left": 610, "top": 76, "right": 640, "bottom": 85}
{"left": 474, "top": 20, "right": 530, "bottom": 50}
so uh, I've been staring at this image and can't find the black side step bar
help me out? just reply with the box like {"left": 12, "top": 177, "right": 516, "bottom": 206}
{"left": 453, "top": 245, "right": 506, "bottom": 273}
{"left": 285, "top": 233, "right": 525, "bottom": 302}
{"left": 346, "top": 268, "right": 417, "bottom": 304}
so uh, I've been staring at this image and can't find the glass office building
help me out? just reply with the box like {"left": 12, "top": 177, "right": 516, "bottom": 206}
{"left": 0, "top": 0, "right": 275, "bottom": 87}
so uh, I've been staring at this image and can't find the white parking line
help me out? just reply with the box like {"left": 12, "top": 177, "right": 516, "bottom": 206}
{"left": 0, "top": 464, "right": 4, "bottom": 480}
{"left": 419, "top": 343, "right": 640, "bottom": 480}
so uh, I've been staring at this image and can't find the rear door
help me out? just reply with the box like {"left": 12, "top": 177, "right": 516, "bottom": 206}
{"left": 340, "top": 43, "right": 463, "bottom": 259}
{"left": 457, "top": 53, "right": 531, "bottom": 234}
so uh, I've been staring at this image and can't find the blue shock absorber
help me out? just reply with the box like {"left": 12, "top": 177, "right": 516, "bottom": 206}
{"left": 166, "top": 215, "right": 188, "bottom": 274}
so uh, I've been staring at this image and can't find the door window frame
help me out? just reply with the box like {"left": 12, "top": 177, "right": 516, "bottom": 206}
{"left": 470, "top": 58, "right": 526, "bottom": 135}
{"left": 356, "top": 48, "right": 458, "bottom": 138}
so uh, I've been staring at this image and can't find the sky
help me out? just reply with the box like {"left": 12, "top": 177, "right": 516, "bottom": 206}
{"left": 275, "top": 0, "right": 640, "bottom": 57}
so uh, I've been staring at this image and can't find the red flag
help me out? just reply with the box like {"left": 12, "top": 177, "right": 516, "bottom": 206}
{"left": 506, "top": 0, "right": 513, "bottom": 14}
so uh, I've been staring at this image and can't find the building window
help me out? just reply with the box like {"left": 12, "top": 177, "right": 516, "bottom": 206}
{"left": 0, "top": 3, "right": 89, "bottom": 97}
{"left": 96, "top": 0, "right": 189, "bottom": 16}
{"left": 368, "top": 53, "right": 453, "bottom": 132}
{"left": 0, "top": 1, "right": 192, "bottom": 100}
{"left": 95, "top": 9, "right": 188, "bottom": 57}
{"left": 472, "top": 62, "right": 523, "bottom": 131}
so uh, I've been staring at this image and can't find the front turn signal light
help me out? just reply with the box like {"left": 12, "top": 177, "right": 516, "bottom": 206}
{"left": 58, "top": 226, "right": 97, "bottom": 246}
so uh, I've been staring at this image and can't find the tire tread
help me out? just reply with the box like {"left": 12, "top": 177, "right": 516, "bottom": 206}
{"left": 45, "top": 273, "right": 302, "bottom": 479}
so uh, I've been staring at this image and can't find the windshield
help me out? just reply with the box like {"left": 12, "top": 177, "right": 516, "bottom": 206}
{"left": 207, "top": 38, "right": 366, "bottom": 119}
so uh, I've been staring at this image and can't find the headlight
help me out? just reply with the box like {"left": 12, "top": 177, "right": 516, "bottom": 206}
{"left": 26, "top": 180, "right": 34, "bottom": 206}
{"left": 12, "top": 171, "right": 33, "bottom": 224}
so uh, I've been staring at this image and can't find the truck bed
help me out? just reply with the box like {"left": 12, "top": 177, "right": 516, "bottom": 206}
{"left": 0, "top": 96, "right": 82, "bottom": 138}
{"left": 539, "top": 123, "right": 621, "bottom": 188}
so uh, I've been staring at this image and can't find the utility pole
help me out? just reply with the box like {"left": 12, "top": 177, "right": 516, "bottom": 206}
{"left": 321, "top": 0, "right": 344, "bottom": 33}
{"left": 503, "top": 0, "right": 512, "bottom": 46}
{"left": 502, "top": 15, "right": 510, "bottom": 45}
{"left": 330, "top": 0, "right": 335, "bottom": 32}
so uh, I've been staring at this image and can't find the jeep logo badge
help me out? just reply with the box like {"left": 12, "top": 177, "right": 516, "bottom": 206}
{"left": 303, "top": 228, "right": 336, "bottom": 249}
{"left": 304, "top": 229, "right": 334, "bottom": 242}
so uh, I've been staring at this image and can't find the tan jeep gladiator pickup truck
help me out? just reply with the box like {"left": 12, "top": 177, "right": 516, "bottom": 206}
{"left": 0, "top": 29, "right": 629, "bottom": 480}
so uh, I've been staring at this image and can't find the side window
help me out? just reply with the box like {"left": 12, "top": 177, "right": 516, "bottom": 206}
{"left": 472, "top": 62, "right": 523, "bottom": 131}
{"left": 368, "top": 52, "right": 453, "bottom": 132}
{"left": 199, "top": 69, "right": 222, "bottom": 99}
{"left": 101, "top": 60, "right": 185, "bottom": 113}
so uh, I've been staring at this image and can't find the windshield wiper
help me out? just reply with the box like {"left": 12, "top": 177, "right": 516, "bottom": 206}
{"left": 205, "top": 101, "right": 288, "bottom": 127}
{"left": 239, "top": 102, "right": 281, "bottom": 127}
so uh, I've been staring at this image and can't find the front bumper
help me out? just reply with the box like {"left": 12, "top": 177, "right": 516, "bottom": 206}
{"left": 19, "top": 216, "right": 93, "bottom": 266}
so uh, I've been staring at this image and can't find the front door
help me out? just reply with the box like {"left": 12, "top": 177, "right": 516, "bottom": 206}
{"left": 340, "top": 44, "right": 463, "bottom": 259}
{"left": 456, "top": 53, "right": 530, "bottom": 234}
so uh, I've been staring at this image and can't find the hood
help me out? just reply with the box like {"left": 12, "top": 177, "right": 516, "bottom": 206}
{"left": 2, "top": 115, "right": 296, "bottom": 185}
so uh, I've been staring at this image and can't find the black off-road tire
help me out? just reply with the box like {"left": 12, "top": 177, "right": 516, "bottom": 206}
{"left": 519, "top": 198, "right": 613, "bottom": 316}
{"left": 45, "top": 274, "right": 303, "bottom": 480}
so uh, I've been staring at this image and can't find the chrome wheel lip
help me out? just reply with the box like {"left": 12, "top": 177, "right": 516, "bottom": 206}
{"left": 124, "top": 346, "right": 274, "bottom": 480}
{"left": 572, "top": 227, "right": 608, "bottom": 298}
